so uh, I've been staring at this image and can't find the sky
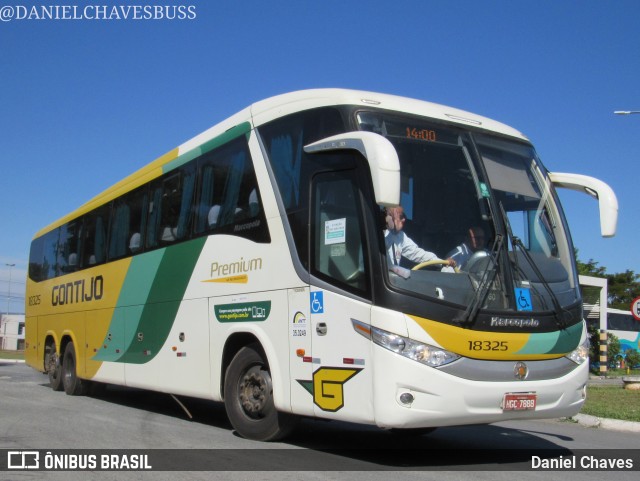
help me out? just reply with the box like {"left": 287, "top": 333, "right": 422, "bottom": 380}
{"left": 1, "top": 0, "right": 638, "bottom": 314}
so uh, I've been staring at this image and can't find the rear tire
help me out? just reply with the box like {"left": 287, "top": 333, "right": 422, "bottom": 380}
{"left": 45, "top": 341, "right": 63, "bottom": 391}
{"left": 224, "top": 344, "right": 296, "bottom": 441}
{"left": 62, "top": 341, "right": 88, "bottom": 396}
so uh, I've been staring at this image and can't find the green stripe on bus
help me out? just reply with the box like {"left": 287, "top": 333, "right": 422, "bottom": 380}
{"left": 162, "top": 122, "right": 252, "bottom": 173}
{"left": 92, "top": 249, "right": 165, "bottom": 362}
{"left": 92, "top": 238, "right": 206, "bottom": 364}
{"left": 547, "top": 321, "right": 582, "bottom": 354}
{"left": 117, "top": 237, "right": 206, "bottom": 364}
{"left": 516, "top": 321, "right": 581, "bottom": 355}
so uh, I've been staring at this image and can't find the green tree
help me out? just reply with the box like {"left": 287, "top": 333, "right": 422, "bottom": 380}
{"left": 575, "top": 248, "right": 640, "bottom": 310}
{"left": 587, "top": 322, "right": 600, "bottom": 367}
{"left": 575, "top": 251, "right": 607, "bottom": 277}
{"left": 607, "top": 333, "right": 621, "bottom": 368}
{"left": 625, "top": 349, "right": 640, "bottom": 369}
{"left": 607, "top": 270, "right": 640, "bottom": 310}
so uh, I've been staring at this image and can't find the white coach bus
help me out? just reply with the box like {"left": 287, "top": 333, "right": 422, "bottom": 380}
{"left": 25, "top": 89, "right": 618, "bottom": 440}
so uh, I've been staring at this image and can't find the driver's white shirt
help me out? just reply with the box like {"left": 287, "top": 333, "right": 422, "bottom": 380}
{"left": 384, "top": 229, "right": 439, "bottom": 266}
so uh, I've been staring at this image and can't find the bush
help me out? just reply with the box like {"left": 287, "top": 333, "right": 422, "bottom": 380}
{"left": 625, "top": 349, "right": 640, "bottom": 369}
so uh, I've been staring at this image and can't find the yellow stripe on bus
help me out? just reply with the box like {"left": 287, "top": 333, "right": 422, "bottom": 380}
{"left": 408, "top": 315, "right": 564, "bottom": 361}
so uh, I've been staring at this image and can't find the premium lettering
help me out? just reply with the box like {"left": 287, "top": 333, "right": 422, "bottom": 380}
{"left": 210, "top": 257, "right": 262, "bottom": 278}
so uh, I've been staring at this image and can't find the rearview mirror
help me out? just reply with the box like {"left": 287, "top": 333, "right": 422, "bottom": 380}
{"left": 549, "top": 172, "right": 618, "bottom": 237}
{"left": 304, "top": 131, "right": 400, "bottom": 206}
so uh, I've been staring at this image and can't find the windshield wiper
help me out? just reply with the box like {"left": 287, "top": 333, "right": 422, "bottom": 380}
{"left": 498, "top": 202, "right": 572, "bottom": 330}
{"left": 454, "top": 233, "right": 504, "bottom": 327}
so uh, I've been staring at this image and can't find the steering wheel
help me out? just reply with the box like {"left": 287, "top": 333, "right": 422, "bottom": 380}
{"left": 460, "top": 250, "right": 491, "bottom": 273}
{"left": 411, "top": 259, "right": 459, "bottom": 273}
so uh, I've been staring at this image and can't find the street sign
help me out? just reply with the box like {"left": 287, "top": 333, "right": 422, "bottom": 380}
{"left": 631, "top": 297, "right": 640, "bottom": 321}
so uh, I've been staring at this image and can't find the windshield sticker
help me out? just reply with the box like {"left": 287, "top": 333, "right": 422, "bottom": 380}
{"left": 515, "top": 287, "right": 533, "bottom": 311}
{"left": 324, "top": 218, "right": 346, "bottom": 245}
{"left": 480, "top": 182, "right": 490, "bottom": 198}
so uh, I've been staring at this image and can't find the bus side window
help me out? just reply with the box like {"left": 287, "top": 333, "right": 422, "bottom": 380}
{"left": 41, "top": 229, "right": 59, "bottom": 280}
{"left": 176, "top": 167, "right": 195, "bottom": 240}
{"left": 82, "top": 204, "right": 110, "bottom": 267}
{"left": 218, "top": 151, "right": 245, "bottom": 227}
{"left": 127, "top": 187, "right": 148, "bottom": 254}
{"left": 258, "top": 107, "right": 346, "bottom": 268}
{"left": 195, "top": 136, "right": 269, "bottom": 243}
{"left": 109, "top": 186, "right": 149, "bottom": 260}
{"left": 28, "top": 236, "right": 45, "bottom": 282}
{"left": 146, "top": 184, "right": 162, "bottom": 249}
{"left": 149, "top": 166, "right": 196, "bottom": 247}
{"left": 109, "top": 201, "right": 131, "bottom": 260}
{"left": 60, "top": 219, "right": 82, "bottom": 273}
{"left": 159, "top": 173, "right": 181, "bottom": 244}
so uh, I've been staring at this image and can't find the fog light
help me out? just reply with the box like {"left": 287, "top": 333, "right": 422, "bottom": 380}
{"left": 399, "top": 392, "right": 414, "bottom": 405}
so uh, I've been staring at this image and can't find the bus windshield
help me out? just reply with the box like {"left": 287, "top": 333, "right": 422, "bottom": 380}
{"left": 357, "top": 111, "right": 579, "bottom": 313}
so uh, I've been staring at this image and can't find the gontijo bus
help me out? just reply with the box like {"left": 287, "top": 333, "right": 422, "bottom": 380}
{"left": 25, "top": 89, "right": 618, "bottom": 441}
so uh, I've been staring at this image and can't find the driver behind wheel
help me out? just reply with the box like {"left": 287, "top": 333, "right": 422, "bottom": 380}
{"left": 446, "top": 226, "right": 488, "bottom": 269}
{"left": 383, "top": 206, "right": 455, "bottom": 270}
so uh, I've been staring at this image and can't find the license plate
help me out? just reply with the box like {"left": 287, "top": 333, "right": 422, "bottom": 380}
{"left": 502, "top": 393, "right": 537, "bottom": 411}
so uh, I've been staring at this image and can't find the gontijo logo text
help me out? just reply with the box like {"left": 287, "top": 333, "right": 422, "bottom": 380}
{"left": 52, "top": 275, "right": 104, "bottom": 306}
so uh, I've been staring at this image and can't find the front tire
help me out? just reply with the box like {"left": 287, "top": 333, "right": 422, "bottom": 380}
{"left": 224, "top": 344, "right": 296, "bottom": 441}
{"left": 62, "top": 341, "right": 88, "bottom": 396}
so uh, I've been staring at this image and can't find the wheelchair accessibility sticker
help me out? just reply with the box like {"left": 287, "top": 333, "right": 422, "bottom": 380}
{"left": 310, "top": 291, "right": 324, "bottom": 314}
{"left": 515, "top": 287, "right": 532, "bottom": 311}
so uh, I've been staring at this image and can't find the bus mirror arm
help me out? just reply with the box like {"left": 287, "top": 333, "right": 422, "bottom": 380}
{"left": 548, "top": 172, "right": 618, "bottom": 237}
{"left": 304, "top": 131, "right": 401, "bottom": 206}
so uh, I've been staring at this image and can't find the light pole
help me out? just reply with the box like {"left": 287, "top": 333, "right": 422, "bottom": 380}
{"left": 5, "top": 263, "right": 15, "bottom": 315}
{"left": 2, "top": 263, "right": 14, "bottom": 350}
{"left": 614, "top": 111, "right": 640, "bottom": 115}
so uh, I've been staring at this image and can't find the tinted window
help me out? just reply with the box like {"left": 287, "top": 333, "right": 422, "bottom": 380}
{"left": 195, "top": 136, "right": 269, "bottom": 243}
{"left": 259, "top": 108, "right": 346, "bottom": 267}
{"left": 59, "top": 219, "right": 82, "bottom": 273}
{"left": 312, "top": 168, "right": 370, "bottom": 295}
{"left": 81, "top": 204, "right": 110, "bottom": 267}
{"left": 28, "top": 131, "right": 269, "bottom": 282}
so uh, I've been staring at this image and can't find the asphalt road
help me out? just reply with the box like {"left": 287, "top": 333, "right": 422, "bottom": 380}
{"left": 0, "top": 361, "right": 638, "bottom": 481}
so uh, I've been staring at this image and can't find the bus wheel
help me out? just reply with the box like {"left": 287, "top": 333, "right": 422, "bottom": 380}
{"left": 45, "top": 341, "right": 63, "bottom": 391}
{"left": 62, "top": 342, "right": 88, "bottom": 396}
{"left": 224, "top": 344, "right": 296, "bottom": 441}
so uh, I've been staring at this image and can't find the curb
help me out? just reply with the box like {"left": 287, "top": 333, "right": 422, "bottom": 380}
{"left": 0, "top": 359, "right": 25, "bottom": 364}
{"left": 571, "top": 413, "right": 640, "bottom": 433}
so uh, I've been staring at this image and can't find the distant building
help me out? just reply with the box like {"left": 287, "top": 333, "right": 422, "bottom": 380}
{"left": 0, "top": 314, "right": 25, "bottom": 351}
{"left": 580, "top": 275, "right": 640, "bottom": 372}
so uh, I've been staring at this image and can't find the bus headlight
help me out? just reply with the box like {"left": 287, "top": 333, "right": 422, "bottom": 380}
{"left": 371, "top": 326, "right": 460, "bottom": 367}
{"left": 565, "top": 338, "right": 589, "bottom": 365}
